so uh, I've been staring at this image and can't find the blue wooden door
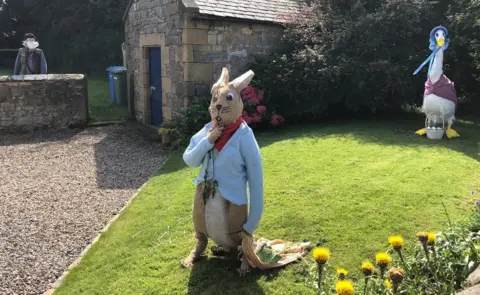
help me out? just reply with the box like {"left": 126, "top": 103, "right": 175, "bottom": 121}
{"left": 149, "top": 48, "right": 163, "bottom": 126}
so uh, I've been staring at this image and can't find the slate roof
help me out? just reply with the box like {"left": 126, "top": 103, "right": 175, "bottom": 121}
{"left": 123, "top": 0, "right": 310, "bottom": 23}
{"left": 189, "top": 0, "right": 310, "bottom": 23}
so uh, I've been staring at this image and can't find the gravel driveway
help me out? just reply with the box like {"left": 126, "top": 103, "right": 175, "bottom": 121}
{"left": 0, "top": 124, "right": 167, "bottom": 295}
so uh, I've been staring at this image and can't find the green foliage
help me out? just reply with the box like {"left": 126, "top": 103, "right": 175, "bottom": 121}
{"left": 251, "top": 0, "right": 480, "bottom": 120}
{"left": 158, "top": 96, "right": 211, "bottom": 150}
{"left": 255, "top": 244, "right": 282, "bottom": 263}
{"left": 158, "top": 88, "right": 285, "bottom": 150}
{"left": 300, "top": 207, "right": 480, "bottom": 294}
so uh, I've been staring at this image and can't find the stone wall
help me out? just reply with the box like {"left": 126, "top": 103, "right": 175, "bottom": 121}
{"left": 124, "top": 0, "right": 184, "bottom": 124}
{"left": 186, "top": 17, "right": 282, "bottom": 98}
{"left": 0, "top": 74, "right": 88, "bottom": 133}
{"left": 124, "top": 0, "right": 283, "bottom": 125}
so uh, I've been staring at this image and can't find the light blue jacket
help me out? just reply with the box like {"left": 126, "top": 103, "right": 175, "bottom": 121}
{"left": 183, "top": 121, "right": 264, "bottom": 235}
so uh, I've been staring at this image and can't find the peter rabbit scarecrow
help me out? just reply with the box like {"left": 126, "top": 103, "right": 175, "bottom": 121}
{"left": 182, "top": 68, "right": 310, "bottom": 276}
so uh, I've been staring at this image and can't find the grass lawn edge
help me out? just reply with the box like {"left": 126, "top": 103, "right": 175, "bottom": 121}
{"left": 43, "top": 157, "right": 171, "bottom": 295}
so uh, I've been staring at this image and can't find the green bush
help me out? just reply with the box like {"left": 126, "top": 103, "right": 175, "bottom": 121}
{"left": 159, "top": 88, "right": 285, "bottom": 150}
{"left": 158, "top": 96, "right": 211, "bottom": 150}
{"left": 250, "top": 0, "right": 480, "bottom": 120}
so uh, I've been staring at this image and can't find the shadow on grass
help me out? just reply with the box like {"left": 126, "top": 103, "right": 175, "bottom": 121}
{"left": 158, "top": 114, "right": 479, "bottom": 178}
{"left": 187, "top": 257, "right": 281, "bottom": 294}
{"left": 257, "top": 114, "right": 480, "bottom": 162}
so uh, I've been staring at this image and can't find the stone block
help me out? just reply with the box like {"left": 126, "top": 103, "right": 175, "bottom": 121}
{"left": 166, "top": 2, "right": 178, "bottom": 15}
{"left": 169, "top": 47, "right": 176, "bottom": 62}
{"left": 208, "top": 32, "right": 217, "bottom": 45}
{"left": 193, "top": 45, "right": 213, "bottom": 52}
{"left": 173, "top": 82, "right": 186, "bottom": 96}
{"left": 166, "top": 36, "right": 181, "bottom": 46}
{"left": 162, "top": 92, "right": 168, "bottom": 106}
{"left": 195, "top": 84, "right": 210, "bottom": 96}
{"left": 182, "top": 29, "right": 209, "bottom": 45}
{"left": 174, "top": 96, "right": 186, "bottom": 110}
{"left": 213, "top": 22, "right": 225, "bottom": 30}
{"left": 0, "top": 86, "right": 12, "bottom": 103}
{"left": 135, "top": 48, "right": 144, "bottom": 59}
{"left": 162, "top": 78, "right": 172, "bottom": 93}
{"left": 184, "top": 63, "right": 214, "bottom": 82}
{"left": 138, "top": 86, "right": 147, "bottom": 101}
{"left": 140, "top": 58, "right": 149, "bottom": 74}
{"left": 194, "top": 51, "right": 228, "bottom": 63}
{"left": 161, "top": 47, "right": 169, "bottom": 65}
{"left": 186, "top": 82, "right": 196, "bottom": 96}
{"left": 241, "top": 27, "right": 253, "bottom": 35}
{"left": 217, "top": 34, "right": 224, "bottom": 45}
{"left": 163, "top": 106, "right": 173, "bottom": 121}
{"left": 196, "top": 20, "right": 213, "bottom": 30}
{"left": 182, "top": 14, "right": 196, "bottom": 29}
{"left": 232, "top": 35, "right": 248, "bottom": 46}
{"left": 140, "top": 33, "right": 166, "bottom": 46}
{"left": 166, "top": 68, "right": 183, "bottom": 82}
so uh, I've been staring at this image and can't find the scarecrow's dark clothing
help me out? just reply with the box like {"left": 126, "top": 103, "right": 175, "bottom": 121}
{"left": 13, "top": 48, "right": 47, "bottom": 75}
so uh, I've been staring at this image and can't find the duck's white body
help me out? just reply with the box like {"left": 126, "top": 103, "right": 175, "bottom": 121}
{"left": 422, "top": 94, "right": 455, "bottom": 126}
{"left": 416, "top": 29, "right": 459, "bottom": 138}
{"left": 421, "top": 48, "right": 456, "bottom": 126}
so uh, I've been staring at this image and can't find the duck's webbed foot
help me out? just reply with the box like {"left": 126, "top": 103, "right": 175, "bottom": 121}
{"left": 446, "top": 124, "right": 460, "bottom": 138}
{"left": 415, "top": 128, "right": 427, "bottom": 136}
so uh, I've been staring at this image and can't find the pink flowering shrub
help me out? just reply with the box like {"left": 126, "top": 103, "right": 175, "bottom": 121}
{"left": 240, "top": 86, "right": 285, "bottom": 127}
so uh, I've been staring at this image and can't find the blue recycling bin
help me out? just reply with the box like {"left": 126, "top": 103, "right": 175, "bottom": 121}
{"left": 106, "top": 66, "right": 127, "bottom": 103}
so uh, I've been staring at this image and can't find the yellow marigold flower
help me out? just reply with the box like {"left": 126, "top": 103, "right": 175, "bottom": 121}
{"left": 417, "top": 232, "right": 428, "bottom": 243}
{"left": 427, "top": 232, "right": 436, "bottom": 245}
{"left": 384, "top": 279, "right": 393, "bottom": 289}
{"left": 361, "top": 260, "right": 374, "bottom": 276}
{"left": 336, "top": 279, "right": 355, "bottom": 295}
{"left": 388, "top": 267, "right": 405, "bottom": 284}
{"left": 313, "top": 247, "right": 330, "bottom": 264}
{"left": 388, "top": 235, "right": 404, "bottom": 250}
{"left": 337, "top": 268, "right": 348, "bottom": 279}
{"left": 376, "top": 252, "right": 392, "bottom": 268}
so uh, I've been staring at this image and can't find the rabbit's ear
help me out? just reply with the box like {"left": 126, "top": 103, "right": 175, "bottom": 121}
{"left": 229, "top": 70, "right": 254, "bottom": 93}
{"left": 211, "top": 67, "right": 230, "bottom": 94}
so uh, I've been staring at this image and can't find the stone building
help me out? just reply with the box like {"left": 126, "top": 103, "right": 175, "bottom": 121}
{"left": 123, "top": 0, "right": 307, "bottom": 126}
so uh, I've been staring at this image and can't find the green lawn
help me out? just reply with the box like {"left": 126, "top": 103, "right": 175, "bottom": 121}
{"left": 87, "top": 75, "right": 128, "bottom": 122}
{"left": 54, "top": 117, "right": 480, "bottom": 295}
{"left": 0, "top": 67, "right": 127, "bottom": 122}
{"left": 0, "top": 67, "right": 11, "bottom": 75}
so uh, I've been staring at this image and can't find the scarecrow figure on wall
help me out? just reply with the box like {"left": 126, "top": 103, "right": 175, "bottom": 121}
{"left": 13, "top": 33, "right": 47, "bottom": 75}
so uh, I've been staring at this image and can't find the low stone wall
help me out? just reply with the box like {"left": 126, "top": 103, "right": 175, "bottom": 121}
{"left": 0, "top": 74, "right": 88, "bottom": 133}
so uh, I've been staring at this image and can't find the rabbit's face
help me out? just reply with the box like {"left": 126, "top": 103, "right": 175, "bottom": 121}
{"left": 210, "top": 82, "right": 243, "bottom": 125}
{"left": 210, "top": 68, "right": 254, "bottom": 125}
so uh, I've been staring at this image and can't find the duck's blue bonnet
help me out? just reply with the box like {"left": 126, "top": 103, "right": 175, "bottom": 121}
{"left": 429, "top": 25, "right": 449, "bottom": 51}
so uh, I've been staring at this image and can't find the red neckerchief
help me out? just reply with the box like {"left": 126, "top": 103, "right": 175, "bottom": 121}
{"left": 214, "top": 116, "right": 243, "bottom": 152}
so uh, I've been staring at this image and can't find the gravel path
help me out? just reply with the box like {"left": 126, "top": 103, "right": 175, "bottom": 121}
{"left": 0, "top": 124, "right": 167, "bottom": 295}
